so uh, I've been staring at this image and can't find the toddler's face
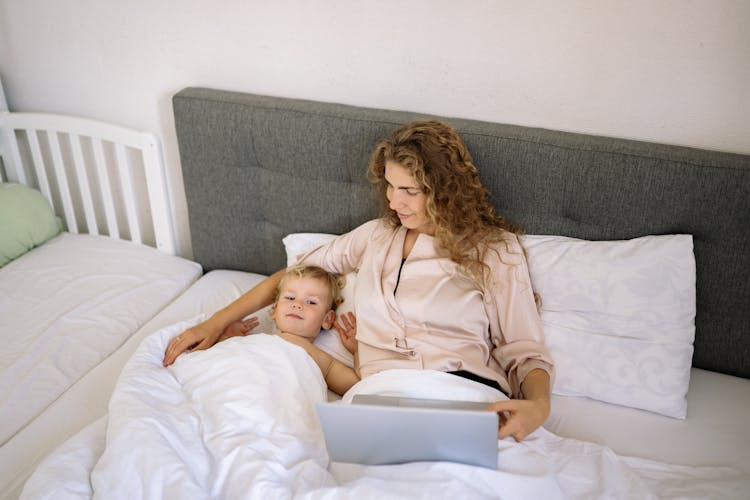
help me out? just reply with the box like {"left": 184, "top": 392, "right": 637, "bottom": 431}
{"left": 272, "top": 277, "right": 335, "bottom": 339}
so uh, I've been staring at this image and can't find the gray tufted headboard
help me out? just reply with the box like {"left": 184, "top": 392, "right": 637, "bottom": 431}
{"left": 173, "top": 87, "right": 750, "bottom": 379}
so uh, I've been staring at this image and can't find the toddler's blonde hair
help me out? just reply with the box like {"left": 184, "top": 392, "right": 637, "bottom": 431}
{"left": 277, "top": 265, "right": 345, "bottom": 310}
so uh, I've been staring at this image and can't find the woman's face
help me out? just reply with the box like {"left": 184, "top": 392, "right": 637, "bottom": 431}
{"left": 384, "top": 161, "right": 434, "bottom": 235}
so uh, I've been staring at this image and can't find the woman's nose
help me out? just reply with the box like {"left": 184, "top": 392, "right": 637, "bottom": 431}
{"left": 389, "top": 192, "right": 402, "bottom": 210}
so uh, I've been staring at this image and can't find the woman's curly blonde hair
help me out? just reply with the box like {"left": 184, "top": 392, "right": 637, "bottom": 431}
{"left": 367, "top": 119, "right": 521, "bottom": 286}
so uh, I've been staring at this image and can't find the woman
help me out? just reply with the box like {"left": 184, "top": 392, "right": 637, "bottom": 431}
{"left": 164, "top": 120, "right": 554, "bottom": 442}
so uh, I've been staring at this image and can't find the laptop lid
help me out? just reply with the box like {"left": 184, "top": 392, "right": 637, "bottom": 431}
{"left": 315, "top": 396, "right": 498, "bottom": 469}
{"left": 351, "top": 394, "right": 493, "bottom": 411}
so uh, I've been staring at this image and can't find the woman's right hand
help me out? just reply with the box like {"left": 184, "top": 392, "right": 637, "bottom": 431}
{"left": 163, "top": 321, "right": 222, "bottom": 366}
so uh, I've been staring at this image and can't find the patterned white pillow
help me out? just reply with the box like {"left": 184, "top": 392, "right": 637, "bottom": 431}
{"left": 521, "top": 234, "right": 696, "bottom": 418}
{"left": 282, "top": 233, "right": 356, "bottom": 368}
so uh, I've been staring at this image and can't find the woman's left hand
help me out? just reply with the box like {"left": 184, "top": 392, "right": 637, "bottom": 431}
{"left": 486, "top": 397, "right": 550, "bottom": 442}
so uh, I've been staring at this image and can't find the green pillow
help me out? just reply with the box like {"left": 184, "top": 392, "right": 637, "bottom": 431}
{"left": 0, "top": 183, "right": 63, "bottom": 267}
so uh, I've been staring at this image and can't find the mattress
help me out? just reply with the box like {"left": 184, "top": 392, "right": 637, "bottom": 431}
{"left": 0, "top": 233, "right": 202, "bottom": 498}
{"left": 547, "top": 368, "right": 750, "bottom": 474}
{"left": 17, "top": 269, "right": 750, "bottom": 499}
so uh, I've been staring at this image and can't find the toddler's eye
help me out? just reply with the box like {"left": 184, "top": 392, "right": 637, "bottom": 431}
{"left": 306, "top": 299, "right": 318, "bottom": 305}
{"left": 284, "top": 295, "right": 295, "bottom": 301}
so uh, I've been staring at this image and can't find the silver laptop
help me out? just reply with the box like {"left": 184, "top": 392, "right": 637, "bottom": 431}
{"left": 315, "top": 395, "right": 499, "bottom": 469}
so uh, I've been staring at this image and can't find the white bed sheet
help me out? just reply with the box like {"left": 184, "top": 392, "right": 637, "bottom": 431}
{"left": 16, "top": 269, "right": 750, "bottom": 499}
{"left": 546, "top": 367, "right": 750, "bottom": 475}
{"left": 0, "top": 233, "right": 203, "bottom": 499}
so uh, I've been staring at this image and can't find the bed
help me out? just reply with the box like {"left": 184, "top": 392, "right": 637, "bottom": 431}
{"left": 0, "top": 83, "right": 202, "bottom": 499}
{"left": 20, "top": 87, "right": 750, "bottom": 499}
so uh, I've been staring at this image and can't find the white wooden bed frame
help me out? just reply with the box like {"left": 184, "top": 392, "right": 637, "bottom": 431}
{"left": 0, "top": 81, "right": 177, "bottom": 255}
{"left": 0, "top": 79, "right": 199, "bottom": 499}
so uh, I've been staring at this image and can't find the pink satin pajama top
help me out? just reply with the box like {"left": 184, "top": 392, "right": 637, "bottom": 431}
{"left": 298, "top": 218, "right": 554, "bottom": 398}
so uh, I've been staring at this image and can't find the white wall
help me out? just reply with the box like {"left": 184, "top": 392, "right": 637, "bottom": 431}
{"left": 2, "top": 0, "right": 748, "bottom": 257}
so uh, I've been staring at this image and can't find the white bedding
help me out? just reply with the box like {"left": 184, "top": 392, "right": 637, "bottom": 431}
{"left": 0, "top": 271, "right": 264, "bottom": 500}
{"left": 547, "top": 368, "right": 750, "bottom": 475}
{"left": 0, "top": 232, "right": 201, "bottom": 500}
{"left": 0, "top": 233, "right": 201, "bottom": 447}
{"left": 22, "top": 311, "right": 750, "bottom": 499}
{"left": 18, "top": 269, "right": 750, "bottom": 499}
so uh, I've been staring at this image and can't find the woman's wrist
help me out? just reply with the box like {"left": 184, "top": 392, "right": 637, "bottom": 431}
{"left": 520, "top": 369, "right": 550, "bottom": 401}
{"left": 521, "top": 368, "right": 551, "bottom": 425}
{"left": 530, "top": 395, "right": 550, "bottom": 421}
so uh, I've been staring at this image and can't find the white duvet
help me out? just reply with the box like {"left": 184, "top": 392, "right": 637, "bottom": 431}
{"left": 0, "top": 233, "right": 201, "bottom": 446}
{"left": 23, "top": 318, "right": 750, "bottom": 500}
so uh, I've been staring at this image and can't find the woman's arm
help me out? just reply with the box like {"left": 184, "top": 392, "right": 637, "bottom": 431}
{"left": 162, "top": 268, "right": 286, "bottom": 366}
{"left": 481, "top": 235, "right": 554, "bottom": 440}
{"left": 486, "top": 368, "right": 550, "bottom": 442}
{"left": 278, "top": 333, "right": 360, "bottom": 396}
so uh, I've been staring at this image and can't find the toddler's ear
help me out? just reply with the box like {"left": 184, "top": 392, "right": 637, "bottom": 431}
{"left": 322, "top": 310, "right": 336, "bottom": 330}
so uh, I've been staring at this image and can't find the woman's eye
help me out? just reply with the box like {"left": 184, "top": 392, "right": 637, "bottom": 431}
{"left": 406, "top": 189, "right": 420, "bottom": 196}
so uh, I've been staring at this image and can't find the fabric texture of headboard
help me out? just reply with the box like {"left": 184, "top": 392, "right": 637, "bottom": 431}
{"left": 173, "top": 87, "right": 749, "bottom": 379}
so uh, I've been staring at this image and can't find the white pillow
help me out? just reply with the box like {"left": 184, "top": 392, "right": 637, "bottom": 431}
{"left": 282, "top": 233, "right": 356, "bottom": 368}
{"left": 521, "top": 234, "right": 695, "bottom": 418}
